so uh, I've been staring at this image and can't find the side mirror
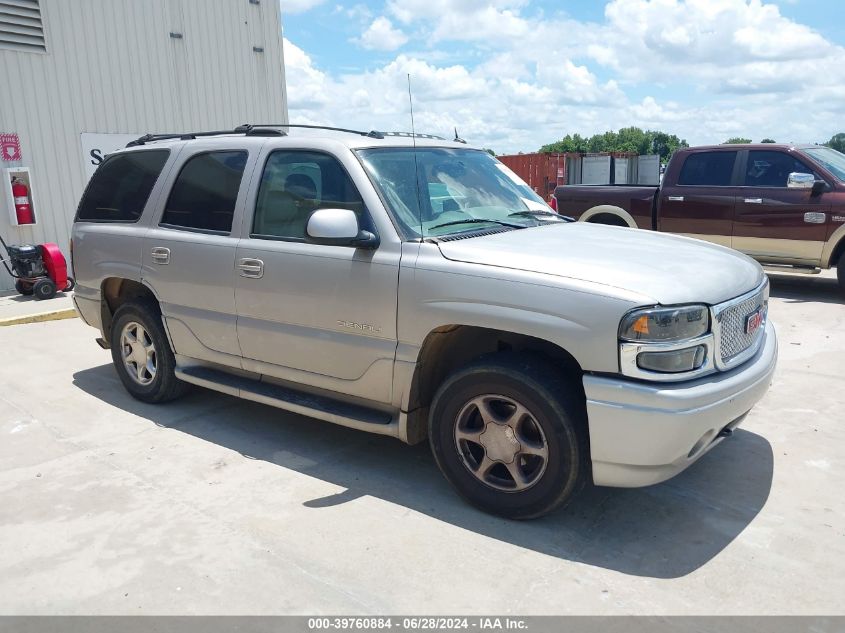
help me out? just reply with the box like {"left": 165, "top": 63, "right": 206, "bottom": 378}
{"left": 306, "top": 208, "right": 379, "bottom": 249}
{"left": 787, "top": 172, "right": 826, "bottom": 195}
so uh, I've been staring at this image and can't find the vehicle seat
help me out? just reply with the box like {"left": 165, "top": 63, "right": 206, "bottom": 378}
{"left": 254, "top": 174, "right": 318, "bottom": 238}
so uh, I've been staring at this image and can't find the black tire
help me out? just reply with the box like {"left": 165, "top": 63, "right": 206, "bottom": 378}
{"left": 428, "top": 353, "right": 589, "bottom": 520}
{"left": 110, "top": 301, "right": 188, "bottom": 403}
{"left": 15, "top": 280, "right": 33, "bottom": 296}
{"left": 64, "top": 277, "right": 75, "bottom": 292}
{"left": 32, "top": 278, "right": 57, "bottom": 300}
{"left": 838, "top": 257, "right": 845, "bottom": 297}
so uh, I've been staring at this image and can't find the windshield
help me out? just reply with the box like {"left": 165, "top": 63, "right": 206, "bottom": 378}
{"left": 356, "top": 147, "right": 564, "bottom": 238}
{"left": 804, "top": 146, "right": 845, "bottom": 181}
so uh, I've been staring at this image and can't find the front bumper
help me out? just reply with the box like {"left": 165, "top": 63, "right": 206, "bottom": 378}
{"left": 584, "top": 320, "right": 777, "bottom": 488}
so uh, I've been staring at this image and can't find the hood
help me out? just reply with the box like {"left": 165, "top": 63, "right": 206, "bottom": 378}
{"left": 436, "top": 223, "right": 764, "bottom": 305}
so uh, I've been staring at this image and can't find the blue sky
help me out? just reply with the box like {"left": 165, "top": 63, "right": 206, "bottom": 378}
{"left": 279, "top": 0, "right": 845, "bottom": 154}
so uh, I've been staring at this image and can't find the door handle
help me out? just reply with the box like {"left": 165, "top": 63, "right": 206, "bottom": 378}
{"left": 667, "top": 196, "right": 684, "bottom": 202}
{"left": 151, "top": 247, "right": 170, "bottom": 264}
{"left": 744, "top": 198, "right": 763, "bottom": 204}
{"left": 238, "top": 258, "right": 264, "bottom": 279}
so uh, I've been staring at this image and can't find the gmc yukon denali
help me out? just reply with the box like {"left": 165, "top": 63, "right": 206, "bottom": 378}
{"left": 556, "top": 143, "right": 845, "bottom": 295}
{"left": 71, "top": 126, "right": 777, "bottom": 519}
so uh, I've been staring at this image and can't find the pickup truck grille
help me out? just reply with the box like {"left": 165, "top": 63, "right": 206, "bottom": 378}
{"left": 714, "top": 282, "right": 769, "bottom": 369}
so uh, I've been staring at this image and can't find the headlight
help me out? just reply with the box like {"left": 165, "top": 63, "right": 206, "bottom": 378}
{"left": 619, "top": 305, "right": 709, "bottom": 342}
{"left": 619, "top": 304, "right": 714, "bottom": 380}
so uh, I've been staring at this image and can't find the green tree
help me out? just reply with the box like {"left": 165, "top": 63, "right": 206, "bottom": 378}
{"left": 723, "top": 137, "right": 752, "bottom": 144}
{"left": 760, "top": 138, "right": 776, "bottom": 143}
{"left": 824, "top": 133, "right": 845, "bottom": 152}
{"left": 539, "top": 127, "right": 688, "bottom": 161}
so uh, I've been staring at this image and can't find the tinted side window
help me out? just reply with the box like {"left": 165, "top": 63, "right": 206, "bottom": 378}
{"left": 252, "top": 151, "right": 367, "bottom": 240}
{"left": 161, "top": 151, "right": 248, "bottom": 233}
{"left": 744, "top": 150, "right": 817, "bottom": 187}
{"left": 76, "top": 150, "right": 169, "bottom": 222}
{"left": 678, "top": 151, "right": 737, "bottom": 186}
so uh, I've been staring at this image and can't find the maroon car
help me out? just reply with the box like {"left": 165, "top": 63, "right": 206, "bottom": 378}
{"left": 555, "top": 144, "right": 845, "bottom": 295}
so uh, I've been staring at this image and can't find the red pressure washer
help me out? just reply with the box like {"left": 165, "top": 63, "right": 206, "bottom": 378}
{"left": 0, "top": 233, "right": 74, "bottom": 300}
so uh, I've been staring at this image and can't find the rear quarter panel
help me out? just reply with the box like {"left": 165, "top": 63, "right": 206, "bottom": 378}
{"left": 555, "top": 185, "right": 656, "bottom": 229}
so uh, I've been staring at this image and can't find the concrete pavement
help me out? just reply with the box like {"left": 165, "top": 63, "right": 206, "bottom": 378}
{"left": 0, "top": 272, "right": 843, "bottom": 614}
{"left": 0, "top": 289, "right": 75, "bottom": 326}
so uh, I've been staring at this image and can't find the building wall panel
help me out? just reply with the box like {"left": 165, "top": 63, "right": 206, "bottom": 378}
{"left": 0, "top": 0, "right": 287, "bottom": 291}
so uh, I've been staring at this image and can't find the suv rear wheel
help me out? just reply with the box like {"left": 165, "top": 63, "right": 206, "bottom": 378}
{"left": 110, "top": 301, "right": 188, "bottom": 403}
{"left": 428, "top": 353, "right": 589, "bottom": 519}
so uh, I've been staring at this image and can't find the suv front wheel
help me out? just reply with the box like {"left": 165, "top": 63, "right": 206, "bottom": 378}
{"left": 110, "top": 301, "right": 188, "bottom": 403}
{"left": 428, "top": 354, "right": 589, "bottom": 520}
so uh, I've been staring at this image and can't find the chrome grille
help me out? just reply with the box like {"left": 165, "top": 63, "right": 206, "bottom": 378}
{"left": 714, "top": 283, "right": 768, "bottom": 368}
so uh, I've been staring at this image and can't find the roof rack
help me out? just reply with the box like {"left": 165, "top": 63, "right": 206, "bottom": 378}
{"left": 125, "top": 123, "right": 466, "bottom": 148}
{"left": 126, "top": 124, "right": 285, "bottom": 147}
{"left": 250, "top": 124, "right": 386, "bottom": 138}
{"left": 381, "top": 131, "right": 447, "bottom": 141}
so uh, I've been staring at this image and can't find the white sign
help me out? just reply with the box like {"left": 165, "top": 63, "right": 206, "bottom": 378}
{"left": 80, "top": 132, "right": 141, "bottom": 179}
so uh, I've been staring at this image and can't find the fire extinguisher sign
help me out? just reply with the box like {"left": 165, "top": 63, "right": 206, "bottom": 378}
{"left": 1, "top": 133, "right": 22, "bottom": 162}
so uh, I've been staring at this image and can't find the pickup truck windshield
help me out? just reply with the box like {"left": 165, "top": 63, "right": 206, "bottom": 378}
{"left": 803, "top": 146, "right": 845, "bottom": 182}
{"left": 357, "top": 147, "right": 563, "bottom": 238}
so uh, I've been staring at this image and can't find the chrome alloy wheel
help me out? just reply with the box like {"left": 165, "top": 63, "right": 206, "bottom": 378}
{"left": 120, "top": 321, "right": 157, "bottom": 386}
{"left": 453, "top": 394, "right": 549, "bottom": 492}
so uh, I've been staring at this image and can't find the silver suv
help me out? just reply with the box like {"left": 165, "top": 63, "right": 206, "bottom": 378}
{"left": 71, "top": 125, "right": 778, "bottom": 519}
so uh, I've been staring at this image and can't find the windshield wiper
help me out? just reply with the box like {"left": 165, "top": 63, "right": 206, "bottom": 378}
{"left": 508, "top": 210, "right": 574, "bottom": 222}
{"left": 428, "top": 218, "right": 526, "bottom": 231}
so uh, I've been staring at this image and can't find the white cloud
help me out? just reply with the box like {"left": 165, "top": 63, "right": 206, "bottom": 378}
{"left": 282, "top": 1, "right": 845, "bottom": 152}
{"left": 354, "top": 17, "right": 409, "bottom": 51}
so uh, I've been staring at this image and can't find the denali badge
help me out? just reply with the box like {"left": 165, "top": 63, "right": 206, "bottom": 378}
{"left": 745, "top": 307, "right": 765, "bottom": 335}
{"left": 337, "top": 319, "right": 382, "bottom": 334}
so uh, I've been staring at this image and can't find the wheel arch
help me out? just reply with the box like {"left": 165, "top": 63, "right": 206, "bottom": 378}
{"left": 579, "top": 205, "right": 637, "bottom": 228}
{"left": 402, "top": 324, "right": 585, "bottom": 444}
{"left": 821, "top": 224, "right": 845, "bottom": 268}
{"left": 99, "top": 277, "right": 162, "bottom": 346}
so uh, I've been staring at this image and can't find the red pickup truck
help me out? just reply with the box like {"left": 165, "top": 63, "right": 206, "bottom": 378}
{"left": 554, "top": 144, "right": 845, "bottom": 294}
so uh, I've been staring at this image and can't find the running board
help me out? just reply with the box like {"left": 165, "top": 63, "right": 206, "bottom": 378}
{"left": 763, "top": 264, "right": 821, "bottom": 275}
{"left": 175, "top": 365, "right": 398, "bottom": 436}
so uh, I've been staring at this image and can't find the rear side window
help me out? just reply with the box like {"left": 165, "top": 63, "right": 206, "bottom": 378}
{"left": 678, "top": 151, "right": 737, "bottom": 186}
{"left": 76, "top": 150, "right": 169, "bottom": 222}
{"left": 160, "top": 151, "right": 248, "bottom": 233}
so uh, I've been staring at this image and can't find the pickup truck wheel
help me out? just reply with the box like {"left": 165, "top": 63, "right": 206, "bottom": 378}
{"left": 838, "top": 257, "right": 845, "bottom": 296}
{"left": 429, "top": 354, "right": 588, "bottom": 519}
{"left": 110, "top": 301, "right": 188, "bottom": 403}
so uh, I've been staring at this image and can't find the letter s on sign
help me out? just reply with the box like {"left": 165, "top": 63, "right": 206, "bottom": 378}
{"left": 90, "top": 149, "right": 104, "bottom": 166}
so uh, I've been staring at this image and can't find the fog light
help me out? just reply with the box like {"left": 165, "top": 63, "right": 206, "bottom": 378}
{"left": 637, "top": 345, "right": 706, "bottom": 373}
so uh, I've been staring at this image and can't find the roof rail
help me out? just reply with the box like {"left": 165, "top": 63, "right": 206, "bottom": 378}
{"left": 126, "top": 125, "right": 285, "bottom": 147}
{"left": 381, "top": 131, "right": 447, "bottom": 141}
{"left": 125, "top": 123, "right": 464, "bottom": 148}
{"left": 249, "top": 124, "right": 386, "bottom": 138}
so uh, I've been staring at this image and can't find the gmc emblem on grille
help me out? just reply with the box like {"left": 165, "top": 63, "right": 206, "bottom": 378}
{"left": 745, "top": 307, "right": 764, "bottom": 335}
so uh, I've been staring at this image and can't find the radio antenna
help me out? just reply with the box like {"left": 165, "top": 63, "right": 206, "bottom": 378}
{"left": 407, "top": 73, "right": 424, "bottom": 239}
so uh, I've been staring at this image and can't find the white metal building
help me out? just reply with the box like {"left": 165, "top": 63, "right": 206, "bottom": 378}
{"left": 0, "top": 0, "right": 288, "bottom": 291}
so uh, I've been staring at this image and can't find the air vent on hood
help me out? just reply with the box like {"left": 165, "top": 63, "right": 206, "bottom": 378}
{"left": 0, "top": 0, "right": 45, "bottom": 52}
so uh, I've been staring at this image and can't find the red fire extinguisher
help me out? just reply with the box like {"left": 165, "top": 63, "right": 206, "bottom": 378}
{"left": 12, "top": 178, "right": 34, "bottom": 225}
